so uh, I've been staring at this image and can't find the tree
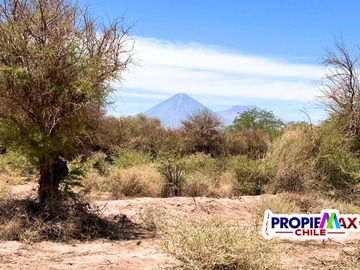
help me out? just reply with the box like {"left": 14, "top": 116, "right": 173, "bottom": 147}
{"left": 0, "top": 0, "right": 132, "bottom": 204}
{"left": 320, "top": 38, "right": 360, "bottom": 140}
{"left": 230, "top": 108, "right": 285, "bottom": 138}
{"left": 181, "top": 109, "right": 224, "bottom": 156}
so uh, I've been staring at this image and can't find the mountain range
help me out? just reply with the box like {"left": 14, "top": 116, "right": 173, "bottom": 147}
{"left": 143, "top": 93, "right": 261, "bottom": 128}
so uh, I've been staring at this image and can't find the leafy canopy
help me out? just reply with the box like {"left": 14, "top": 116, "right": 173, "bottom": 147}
{"left": 0, "top": 0, "right": 132, "bottom": 162}
{"left": 230, "top": 109, "right": 285, "bottom": 138}
{"left": 0, "top": 0, "right": 132, "bottom": 202}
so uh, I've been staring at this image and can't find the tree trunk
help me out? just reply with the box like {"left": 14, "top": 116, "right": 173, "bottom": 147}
{"left": 38, "top": 156, "right": 69, "bottom": 204}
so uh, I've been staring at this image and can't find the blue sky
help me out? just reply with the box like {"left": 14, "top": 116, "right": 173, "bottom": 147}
{"left": 83, "top": 0, "right": 360, "bottom": 122}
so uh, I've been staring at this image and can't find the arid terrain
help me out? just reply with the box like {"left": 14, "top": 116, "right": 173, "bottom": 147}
{"left": 0, "top": 183, "right": 359, "bottom": 269}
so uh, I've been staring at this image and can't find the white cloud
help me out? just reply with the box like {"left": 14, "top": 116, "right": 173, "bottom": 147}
{"left": 120, "top": 36, "right": 324, "bottom": 102}
{"left": 112, "top": 91, "right": 169, "bottom": 100}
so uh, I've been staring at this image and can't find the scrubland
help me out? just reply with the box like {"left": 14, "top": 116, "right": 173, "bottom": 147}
{"left": 1, "top": 112, "right": 360, "bottom": 269}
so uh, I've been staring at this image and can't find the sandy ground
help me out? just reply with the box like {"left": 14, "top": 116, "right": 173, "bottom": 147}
{"left": 1, "top": 184, "right": 360, "bottom": 269}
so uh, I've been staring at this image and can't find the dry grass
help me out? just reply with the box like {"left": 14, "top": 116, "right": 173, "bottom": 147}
{"left": 80, "top": 171, "right": 110, "bottom": 195}
{"left": 216, "top": 171, "right": 235, "bottom": 197}
{"left": 162, "top": 218, "right": 277, "bottom": 270}
{"left": 266, "top": 124, "right": 321, "bottom": 194}
{"left": 0, "top": 197, "right": 149, "bottom": 243}
{"left": 81, "top": 165, "right": 165, "bottom": 199}
{"left": 182, "top": 171, "right": 234, "bottom": 198}
{"left": 139, "top": 205, "right": 168, "bottom": 236}
{"left": 339, "top": 241, "right": 360, "bottom": 269}
{"left": 108, "top": 165, "right": 165, "bottom": 198}
{"left": 0, "top": 178, "right": 9, "bottom": 196}
{"left": 252, "top": 194, "right": 302, "bottom": 227}
{"left": 182, "top": 171, "right": 212, "bottom": 197}
{"left": 252, "top": 192, "right": 360, "bottom": 230}
{"left": 0, "top": 172, "right": 30, "bottom": 198}
{"left": 0, "top": 171, "right": 28, "bottom": 185}
{"left": 312, "top": 197, "right": 360, "bottom": 214}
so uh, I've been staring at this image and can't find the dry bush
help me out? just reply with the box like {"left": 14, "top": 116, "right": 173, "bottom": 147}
{"left": 139, "top": 205, "right": 168, "bottom": 236}
{"left": 266, "top": 124, "right": 321, "bottom": 194}
{"left": 181, "top": 109, "right": 225, "bottom": 157}
{"left": 252, "top": 194, "right": 301, "bottom": 223}
{"left": 216, "top": 171, "right": 235, "bottom": 197}
{"left": 0, "top": 151, "right": 35, "bottom": 190}
{"left": 179, "top": 153, "right": 225, "bottom": 197}
{"left": 81, "top": 165, "right": 164, "bottom": 199}
{"left": 159, "top": 153, "right": 234, "bottom": 198}
{"left": 157, "top": 154, "right": 186, "bottom": 197}
{"left": 99, "top": 114, "right": 169, "bottom": 157}
{"left": 176, "top": 171, "right": 236, "bottom": 198}
{"left": 338, "top": 241, "right": 360, "bottom": 269}
{"left": 181, "top": 171, "right": 230, "bottom": 197}
{"left": 182, "top": 170, "right": 235, "bottom": 198}
{"left": 267, "top": 119, "right": 360, "bottom": 203}
{"left": 224, "top": 130, "right": 270, "bottom": 159}
{"left": 222, "top": 131, "right": 247, "bottom": 156}
{"left": 108, "top": 165, "right": 165, "bottom": 199}
{"left": 79, "top": 171, "right": 111, "bottom": 199}
{"left": 311, "top": 197, "right": 360, "bottom": 214}
{"left": 162, "top": 218, "right": 277, "bottom": 270}
{"left": 182, "top": 171, "right": 212, "bottom": 197}
{"left": 0, "top": 198, "right": 140, "bottom": 242}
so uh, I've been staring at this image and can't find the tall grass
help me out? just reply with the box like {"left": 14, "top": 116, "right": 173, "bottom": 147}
{"left": 266, "top": 124, "right": 321, "bottom": 194}
{"left": 81, "top": 165, "right": 165, "bottom": 199}
{"left": 162, "top": 218, "right": 277, "bottom": 270}
{"left": 233, "top": 156, "right": 273, "bottom": 195}
{"left": 316, "top": 118, "right": 360, "bottom": 202}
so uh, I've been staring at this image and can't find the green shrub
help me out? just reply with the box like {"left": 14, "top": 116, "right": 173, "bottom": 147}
{"left": 316, "top": 118, "right": 360, "bottom": 202}
{"left": 233, "top": 156, "right": 273, "bottom": 195}
{"left": 230, "top": 108, "right": 285, "bottom": 139}
{"left": 157, "top": 153, "right": 186, "bottom": 197}
{"left": 85, "top": 152, "right": 110, "bottom": 175}
{"left": 158, "top": 153, "right": 232, "bottom": 197}
{"left": 179, "top": 153, "right": 226, "bottom": 175}
{"left": 112, "top": 148, "right": 151, "bottom": 168}
{"left": 0, "top": 150, "right": 35, "bottom": 176}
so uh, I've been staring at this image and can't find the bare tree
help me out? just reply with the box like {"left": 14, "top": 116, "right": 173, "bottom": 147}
{"left": 181, "top": 109, "right": 224, "bottom": 156}
{"left": 0, "top": 0, "right": 132, "bottom": 204}
{"left": 320, "top": 38, "right": 360, "bottom": 138}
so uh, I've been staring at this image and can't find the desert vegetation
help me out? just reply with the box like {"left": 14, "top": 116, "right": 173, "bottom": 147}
{"left": 0, "top": 0, "right": 360, "bottom": 269}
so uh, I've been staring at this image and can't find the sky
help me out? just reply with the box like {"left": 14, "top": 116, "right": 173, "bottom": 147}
{"left": 82, "top": 0, "right": 360, "bottom": 123}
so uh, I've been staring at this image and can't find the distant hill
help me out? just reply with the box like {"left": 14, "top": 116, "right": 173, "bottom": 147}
{"left": 144, "top": 93, "right": 211, "bottom": 128}
{"left": 216, "top": 105, "right": 261, "bottom": 126}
